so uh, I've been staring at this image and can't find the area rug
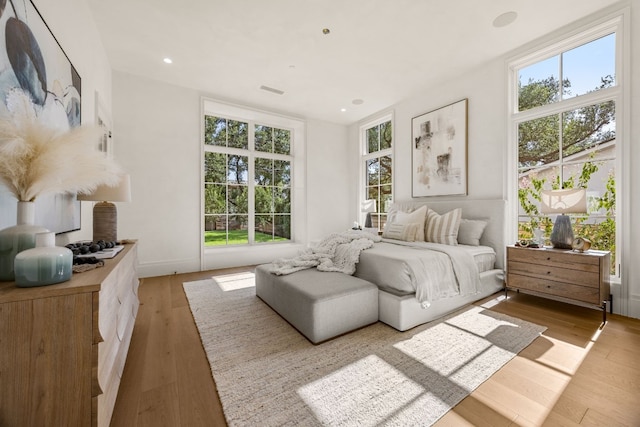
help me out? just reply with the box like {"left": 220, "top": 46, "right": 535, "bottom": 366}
{"left": 184, "top": 275, "right": 546, "bottom": 427}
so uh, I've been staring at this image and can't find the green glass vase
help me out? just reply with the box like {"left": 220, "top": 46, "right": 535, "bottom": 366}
{"left": 0, "top": 201, "right": 50, "bottom": 281}
{"left": 14, "top": 232, "right": 73, "bottom": 287}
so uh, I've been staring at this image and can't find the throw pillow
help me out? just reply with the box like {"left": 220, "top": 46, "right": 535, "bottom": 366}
{"left": 425, "top": 208, "right": 462, "bottom": 245}
{"left": 393, "top": 205, "right": 427, "bottom": 241}
{"left": 382, "top": 222, "right": 420, "bottom": 242}
{"left": 457, "top": 218, "right": 488, "bottom": 246}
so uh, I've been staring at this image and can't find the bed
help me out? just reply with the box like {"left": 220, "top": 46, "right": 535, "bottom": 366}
{"left": 354, "top": 199, "right": 506, "bottom": 331}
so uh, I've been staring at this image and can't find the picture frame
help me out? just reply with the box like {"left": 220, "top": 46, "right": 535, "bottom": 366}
{"left": 411, "top": 99, "right": 468, "bottom": 197}
{"left": 0, "top": 0, "right": 82, "bottom": 234}
{"left": 95, "top": 91, "right": 113, "bottom": 158}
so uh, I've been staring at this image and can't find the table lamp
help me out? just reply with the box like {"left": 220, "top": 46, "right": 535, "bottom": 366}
{"left": 361, "top": 199, "right": 377, "bottom": 228}
{"left": 78, "top": 173, "right": 131, "bottom": 242}
{"left": 540, "top": 188, "right": 587, "bottom": 249}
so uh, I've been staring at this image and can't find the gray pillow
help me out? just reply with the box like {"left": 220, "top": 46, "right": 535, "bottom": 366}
{"left": 457, "top": 219, "right": 488, "bottom": 246}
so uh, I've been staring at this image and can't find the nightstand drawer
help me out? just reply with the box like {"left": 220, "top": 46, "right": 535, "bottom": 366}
{"left": 507, "top": 274, "right": 600, "bottom": 304}
{"left": 507, "top": 247, "right": 600, "bottom": 271}
{"left": 508, "top": 260, "right": 600, "bottom": 288}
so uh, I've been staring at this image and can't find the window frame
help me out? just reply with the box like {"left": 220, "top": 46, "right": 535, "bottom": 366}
{"left": 359, "top": 112, "right": 394, "bottom": 231}
{"left": 506, "top": 12, "right": 628, "bottom": 286}
{"left": 201, "top": 98, "right": 304, "bottom": 250}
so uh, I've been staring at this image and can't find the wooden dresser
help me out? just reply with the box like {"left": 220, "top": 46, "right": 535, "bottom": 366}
{"left": 0, "top": 242, "right": 139, "bottom": 427}
{"left": 506, "top": 245, "right": 610, "bottom": 320}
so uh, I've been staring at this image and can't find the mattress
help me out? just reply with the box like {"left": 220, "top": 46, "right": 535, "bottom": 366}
{"left": 355, "top": 240, "right": 496, "bottom": 297}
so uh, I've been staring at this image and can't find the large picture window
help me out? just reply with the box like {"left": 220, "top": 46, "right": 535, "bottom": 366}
{"left": 361, "top": 116, "right": 393, "bottom": 231}
{"left": 204, "top": 116, "right": 293, "bottom": 246}
{"left": 510, "top": 20, "right": 622, "bottom": 275}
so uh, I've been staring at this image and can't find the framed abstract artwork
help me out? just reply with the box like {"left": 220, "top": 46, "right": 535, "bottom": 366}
{"left": 411, "top": 99, "right": 468, "bottom": 197}
{"left": 0, "top": 0, "right": 82, "bottom": 234}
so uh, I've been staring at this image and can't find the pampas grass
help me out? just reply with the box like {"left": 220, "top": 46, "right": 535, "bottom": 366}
{"left": 0, "top": 91, "right": 121, "bottom": 202}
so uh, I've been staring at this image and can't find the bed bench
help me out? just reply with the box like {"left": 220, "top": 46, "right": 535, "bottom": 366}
{"left": 255, "top": 264, "right": 378, "bottom": 344}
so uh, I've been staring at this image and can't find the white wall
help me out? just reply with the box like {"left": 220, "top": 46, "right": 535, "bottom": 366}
{"left": 626, "top": 2, "right": 640, "bottom": 318}
{"left": 306, "top": 120, "right": 351, "bottom": 242}
{"left": 112, "top": 72, "right": 351, "bottom": 278}
{"left": 348, "top": 59, "right": 506, "bottom": 223}
{"left": 112, "top": 72, "right": 202, "bottom": 277}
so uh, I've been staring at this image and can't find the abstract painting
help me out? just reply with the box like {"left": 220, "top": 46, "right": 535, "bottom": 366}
{"left": 412, "top": 99, "right": 468, "bottom": 197}
{"left": 0, "top": 0, "right": 82, "bottom": 233}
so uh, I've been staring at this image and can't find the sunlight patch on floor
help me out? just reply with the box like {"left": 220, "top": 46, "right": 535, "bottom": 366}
{"left": 211, "top": 272, "right": 255, "bottom": 291}
{"left": 297, "top": 355, "right": 431, "bottom": 426}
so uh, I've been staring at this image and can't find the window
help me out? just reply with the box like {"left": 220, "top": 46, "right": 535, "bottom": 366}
{"left": 510, "top": 19, "right": 622, "bottom": 275}
{"left": 204, "top": 115, "right": 293, "bottom": 246}
{"left": 361, "top": 116, "right": 393, "bottom": 231}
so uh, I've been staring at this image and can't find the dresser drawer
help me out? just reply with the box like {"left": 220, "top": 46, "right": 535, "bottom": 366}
{"left": 508, "top": 260, "right": 600, "bottom": 288}
{"left": 508, "top": 273, "right": 600, "bottom": 304}
{"left": 506, "top": 245, "right": 610, "bottom": 314}
{"left": 507, "top": 247, "right": 600, "bottom": 271}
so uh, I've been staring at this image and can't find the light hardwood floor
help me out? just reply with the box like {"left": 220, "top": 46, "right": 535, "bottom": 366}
{"left": 111, "top": 267, "right": 640, "bottom": 426}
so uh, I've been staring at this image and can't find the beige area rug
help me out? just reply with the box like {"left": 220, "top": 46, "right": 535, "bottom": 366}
{"left": 184, "top": 273, "right": 546, "bottom": 427}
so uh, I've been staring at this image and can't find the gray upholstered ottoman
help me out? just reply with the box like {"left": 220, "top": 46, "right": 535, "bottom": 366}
{"left": 255, "top": 264, "right": 378, "bottom": 344}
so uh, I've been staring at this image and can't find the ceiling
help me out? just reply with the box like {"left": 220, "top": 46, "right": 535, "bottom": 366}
{"left": 86, "top": 0, "right": 619, "bottom": 125}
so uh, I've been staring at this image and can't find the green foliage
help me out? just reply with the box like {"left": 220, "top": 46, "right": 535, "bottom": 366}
{"left": 517, "top": 76, "right": 615, "bottom": 169}
{"left": 205, "top": 230, "right": 286, "bottom": 246}
{"left": 517, "top": 75, "right": 616, "bottom": 274}
{"left": 518, "top": 161, "right": 616, "bottom": 273}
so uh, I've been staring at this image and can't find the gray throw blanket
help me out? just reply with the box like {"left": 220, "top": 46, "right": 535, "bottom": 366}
{"left": 271, "top": 230, "right": 382, "bottom": 275}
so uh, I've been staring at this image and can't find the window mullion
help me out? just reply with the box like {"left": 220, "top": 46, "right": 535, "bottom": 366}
{"left": 248, "top": 123, "right": 255, "bottom": 244}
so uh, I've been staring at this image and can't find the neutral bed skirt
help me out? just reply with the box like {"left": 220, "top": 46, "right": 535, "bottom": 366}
{"left": 378, "top": 269, "right": 504, "bottom": 331}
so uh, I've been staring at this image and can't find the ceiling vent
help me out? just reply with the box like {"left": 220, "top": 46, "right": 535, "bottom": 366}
{"left": 260, "top": 85, "right": 285, "bottom": 95}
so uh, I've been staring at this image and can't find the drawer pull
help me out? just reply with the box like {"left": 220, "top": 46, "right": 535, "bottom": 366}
{"left": 546, "top": 257, "right": 551, "bottom": 261}
{"left": 547, "top": 271, "right": 551, "bottom": 275}
{"left": 547, "top": 285, "right": 551, "bottom": 289}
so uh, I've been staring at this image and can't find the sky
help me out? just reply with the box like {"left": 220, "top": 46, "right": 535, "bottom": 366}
{"left": 518, "top": 33, "right": 616, "bottom": 98}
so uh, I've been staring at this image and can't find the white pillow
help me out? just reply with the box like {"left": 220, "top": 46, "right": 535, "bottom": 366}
{"left": 425, "top": 208, "right": 462, "bottom": 245}
{"left": 392, "top": 205, "right": 427, "bottom": 241}
{"left": 382, "top": 222, "right": 420, "bottom": 242}
{"left": 457, "top": 219, "right": 488, "bottom": 246}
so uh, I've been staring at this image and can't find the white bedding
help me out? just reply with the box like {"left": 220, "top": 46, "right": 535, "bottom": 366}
{"left": 355, "top": 240, "right": 496, "bottom": 307}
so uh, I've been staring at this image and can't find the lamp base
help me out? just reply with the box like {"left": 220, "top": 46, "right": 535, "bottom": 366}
{"left": 364, "top": 213, "right": 372, "bottom": 228}
{"left": 93, "top": 202, "right": 118, "bottom": 242}
{"left": 550, "top": 214, "right": 574, "bottom": 249}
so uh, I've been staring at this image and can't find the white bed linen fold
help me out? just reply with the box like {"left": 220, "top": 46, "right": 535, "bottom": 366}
{"left": 360, "top": 239, "right": 484, "bottom": 307}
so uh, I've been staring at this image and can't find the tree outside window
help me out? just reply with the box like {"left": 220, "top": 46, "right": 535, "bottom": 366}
{"left": 363, "top": 119, "right": 392, "bottom": 231}
{"left": 516, "top": 33, "right": 617, "bottom": 273}
{"left": 204, "top": 116, "right": 292, "bottom": 246}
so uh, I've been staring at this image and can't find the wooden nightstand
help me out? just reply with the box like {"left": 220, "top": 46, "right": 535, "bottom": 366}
{"left": 506, "top": 245, "right": 611, "bottom": 322}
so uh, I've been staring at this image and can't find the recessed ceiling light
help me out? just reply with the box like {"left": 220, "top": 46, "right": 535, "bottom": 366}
{"left": 493, "top": 11, "right": 517, "bottom": 28}
{"left": 352, "top": 99, "right": 364, "bottom": 105}
{"left": 163, "top": 57, "right": 173, "bottom": 64}
{"left": 340, "top": 108, "right": 347, "bottom": 112}
{"left": 322, "top": 28, "right": 330, "bottom": 35}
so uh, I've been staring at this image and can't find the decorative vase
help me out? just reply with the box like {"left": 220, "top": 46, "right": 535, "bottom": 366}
{"left": 0, "top": 201, "right": 50, "bottom": 281}
{"left": 533, "top": 228, "right": 545, "bottom": 246}
{"left": 14, "top": 232, "right": 72, "bottom": 287}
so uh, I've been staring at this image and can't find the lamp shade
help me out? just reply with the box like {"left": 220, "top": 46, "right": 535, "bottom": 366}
{"left": 540, "top": 188, "right": 587, "bottom": 214}
{"left": 78, "top": 174, "right": 131, "bottom": 242}
{"left": 361, "top": 199, "right": 377, "bottom": 213}
{"left": 78, "top": 173, "right": 131, "bottom": 202}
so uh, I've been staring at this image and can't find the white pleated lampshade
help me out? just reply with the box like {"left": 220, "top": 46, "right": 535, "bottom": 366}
{"left": 78, "top": 174, "right": 131, "bottom": 202}
{"left": 540, "top": 188, "right": 587, "bottom": 214}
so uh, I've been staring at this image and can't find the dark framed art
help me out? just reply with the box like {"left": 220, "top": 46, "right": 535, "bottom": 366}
{"left": 411, "top": 99, "right": 468, "bottom": 197}
{"left": 0, "top": 0, "right": 82, "bottom": 233}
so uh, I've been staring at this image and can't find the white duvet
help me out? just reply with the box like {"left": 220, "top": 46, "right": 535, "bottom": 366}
{"left": 356, "top": 240, "right": 486, "bottom": 307}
